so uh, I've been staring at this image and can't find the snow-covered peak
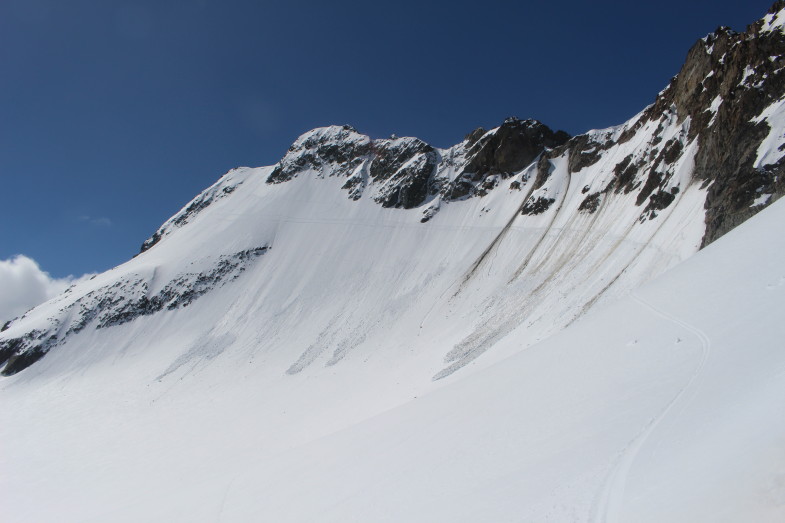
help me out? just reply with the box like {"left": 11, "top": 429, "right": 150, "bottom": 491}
{"left": 483, "top": 117, "right": 563, "bottom": 140}
{"left": 287, "top": 124, "right": 369, "bottom": 152}
{"left": 760, "top": 1, "right": 785, "bottom": 33}
{"left": 267, "top": 125, "right": 372, "bottom": 184}
{"left": 372, "top": 134, "right": 428, "bottom": 150}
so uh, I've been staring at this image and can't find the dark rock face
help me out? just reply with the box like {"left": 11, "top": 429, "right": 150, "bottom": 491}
{"left": 634, "top": 137, "right": 685, "bottom": 207}
{"left": 442, "top": 177, "right": 475, "bottom": 201}
{"left": 264, "top": 126, "right": 444, "bottom": 209}
{"left": 267, "top": 125, "right": 371, "bottom": 184}
{"left": 611, "top": 155, "right": 640, "bottom": 195}
{"left": 341, "top": 175, "right": 365, "bottom": 201}
{"left": 640, "top": 187, "right": 680, "bottom": 221}
{"left": 445, "top": 118, "right": 570, "bottom": 201}
{"left": 140, "top": 231, "right": 163, "bottom": 253}
{"left": 0, "top": 247, "right": 269, "bottom": 376}
{"left": 702, "top": 161, "right": 785, "bottom": 244}
{"left": 1, "top": 339, "right": 48, "bottom": 376}
{"left": 532, "top": 154, "right": 555, "bottom": 190}
{"left": 521, "top": 196, "right": 556, "bottom": 216}
{"left": 567, "top": 134, "right": 613, "bottom": 173}
{"left": 420, "top": 204, "right": 440, "bottom": 223}
{"left": 101, "top": 246, "right": 269, "bottom": 329}
{"left": 369, "top": 138, "right": 439, "bottom": 209}
{"left": 461, "top": 118, "right": 569, "bottom": 177}
{"left": 263, "top": 118, "right": 570, "bottom": 209}
{"left": 0, "top": 330, "right": 52, "bottom": 377}
{"left": 578, "top": 192, "right": 602, "bottom": 213}
{"left": 632, "top": 3, "right": 785, "bottom": 244}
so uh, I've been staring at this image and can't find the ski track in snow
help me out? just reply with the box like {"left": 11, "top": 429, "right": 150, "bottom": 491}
{"left": 592, "top": 293, "right": 711, "bottom": 523}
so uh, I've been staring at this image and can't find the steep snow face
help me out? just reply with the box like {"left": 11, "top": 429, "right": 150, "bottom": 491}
{"left": 754, "top": 96, "right": 785, "bottom": 167}
{"left": 761, "top": 2, "right": 785, "bottom": 33}
{"left": 0, "top": 109, "right": 709, "bottom": 380}
{"left": 139, "top": 166, "right": 251, "bottom": 253}
{"left": 214, "top": 197, "right": 785, "bottom": 523}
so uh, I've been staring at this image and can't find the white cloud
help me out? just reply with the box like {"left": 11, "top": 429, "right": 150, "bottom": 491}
{"left": 77, "top": 215, "right": 113, "bottom": 227}
{"left": 0, "top": 255, "right": 88, "bottom": 325}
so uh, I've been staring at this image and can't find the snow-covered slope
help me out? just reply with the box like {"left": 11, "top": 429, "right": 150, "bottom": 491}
{"left": 2, "top": 3, "right": 785, "bottom": 522}
{"left": 2, "top": 139, "right": 784, "bottom": 523}
{"left": 216, "top": 195, "right": 785, "bottom": 523}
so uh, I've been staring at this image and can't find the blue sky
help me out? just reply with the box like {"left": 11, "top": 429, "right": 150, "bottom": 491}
{"left": 0, "top": 0, "right": 774, "bottom": 279}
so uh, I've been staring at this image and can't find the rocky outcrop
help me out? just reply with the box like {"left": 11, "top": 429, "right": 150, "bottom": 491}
{"left": 566, "top": 133, "right": 614, "bottom": 173}
{"left": 0, "top": 247, "right": 269, "bottom": 376}
{"left": 629, "top": 2, "right": 785, "bottom": 244}
{"left": 368, "top": 138, "right": 440, "bottom": 209}
{"left": 444, "top": 118, "right": 570, "bottom": 200}
{"left": 260, "top": 118, "right": 571, "bottom": 209}
{"left": 520, "top": 196, "right": 556, "bottom": 216}
{"left": 267, "top": 125, "right": 371, "bottom": 184}
{"left": 460, "top": 118, "right": 569, "bottom": 177}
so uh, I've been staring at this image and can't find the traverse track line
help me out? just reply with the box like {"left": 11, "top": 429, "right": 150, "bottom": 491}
{"left": 593, "top": 293, "right": 711, "bottom": 523}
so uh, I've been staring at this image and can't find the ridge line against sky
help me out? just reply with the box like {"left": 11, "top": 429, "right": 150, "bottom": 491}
{"left": 0, "top": 0, "right": 775, "bottom": 280}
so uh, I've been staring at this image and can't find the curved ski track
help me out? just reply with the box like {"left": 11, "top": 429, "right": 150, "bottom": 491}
{"left": 592, "top": 293, "right": 711, "bottom": 522}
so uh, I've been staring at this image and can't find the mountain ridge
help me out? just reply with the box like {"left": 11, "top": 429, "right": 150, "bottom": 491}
{"left": 141, "top": 0, "right": 785, "bottom": 255}
{"left": 2, "top": 3, "right": 785, "bottom": 378}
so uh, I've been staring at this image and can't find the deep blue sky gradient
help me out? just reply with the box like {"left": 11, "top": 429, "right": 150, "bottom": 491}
{"left": 0, "top": 0, "right": 775, "bottom": 277}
